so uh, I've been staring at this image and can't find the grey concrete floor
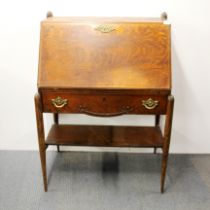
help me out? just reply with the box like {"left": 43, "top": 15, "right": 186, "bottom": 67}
{"left": 0, "top": 151, "right": 210, "bottom": 210}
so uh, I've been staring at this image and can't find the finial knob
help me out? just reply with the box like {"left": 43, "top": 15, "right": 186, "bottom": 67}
{"left": 161, "top": 12, "right": 168, "bottom": 21}
{"left": 46, "top": 11, "right": 53, "bottom": 18}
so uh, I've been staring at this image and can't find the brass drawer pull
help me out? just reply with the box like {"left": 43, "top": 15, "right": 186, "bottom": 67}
{"left": 51, "top": 97, "right": 68, "bottom": 108}
{"left": 142, "top": 98, "right": 159, "bottom": 110}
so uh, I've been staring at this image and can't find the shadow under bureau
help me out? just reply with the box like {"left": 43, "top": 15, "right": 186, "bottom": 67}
{"left": 35, "top": 12, "right": 174, "bottom": 193}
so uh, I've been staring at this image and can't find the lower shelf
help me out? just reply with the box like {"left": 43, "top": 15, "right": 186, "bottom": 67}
{"left": 46, "top": 124, "right": 163, "bottom": 148}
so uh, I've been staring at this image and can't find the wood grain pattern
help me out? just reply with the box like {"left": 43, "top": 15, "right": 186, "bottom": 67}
{"left": 46, "top": 125, "right": 163, "bottom": 147}
{"left": 35, "top": 16, "right": 174, "bottom": 193}
{"left": 41, "top": 91, "right": 167, "bottom": 115}
{"left": 38, "top": 17, "right": 171, "bottom": 92}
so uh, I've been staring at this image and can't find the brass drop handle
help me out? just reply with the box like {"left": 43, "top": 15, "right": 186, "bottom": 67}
{"left": 51, "top": 97, "right": 68, "bottom": 108}
{"left": 142, "top": 98, "right": 159, "bottom": 110}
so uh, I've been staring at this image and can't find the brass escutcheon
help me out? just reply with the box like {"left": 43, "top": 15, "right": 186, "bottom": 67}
{"left": 51, "top": 97, "right": 68, "bottom": 108}
{"left": 95, "top": 24, "right": 116, "bottom": 33}
{"left": 142, "top": 98, "right": 159, "bottom": 110}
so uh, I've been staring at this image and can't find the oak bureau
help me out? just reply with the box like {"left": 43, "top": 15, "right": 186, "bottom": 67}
{"left": 35, "top": 12, "right": 174, "bottom": 193}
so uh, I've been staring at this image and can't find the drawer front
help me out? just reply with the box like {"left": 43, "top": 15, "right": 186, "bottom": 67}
{"left": 41, "top": 91, "right": 167, "bottom": 115}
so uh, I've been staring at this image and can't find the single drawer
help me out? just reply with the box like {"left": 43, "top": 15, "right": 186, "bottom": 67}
{"left": 41, "top": 91, "right": 167, "bottom": 115}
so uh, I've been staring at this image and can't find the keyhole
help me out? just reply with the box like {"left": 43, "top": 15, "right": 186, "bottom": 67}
{"left": 102, "top": 97, "right": 106, "bottom": 102}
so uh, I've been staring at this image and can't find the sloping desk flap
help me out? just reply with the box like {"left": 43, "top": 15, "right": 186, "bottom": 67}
{"left": 38, "top": 17, "right": 171, "bottom": 92}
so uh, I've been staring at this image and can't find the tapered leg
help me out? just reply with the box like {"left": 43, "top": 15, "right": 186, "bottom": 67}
{"left": 155, "top": 115, "right": 160, "bottom": 126}
{"left": 161, "top": 95, "right": 174, "bottom": 193}
{"left": 53, "top": 113, "right": 59, "bottom": 124}
{"left": 154, "top": 115, "right": 160, "bottom": 153}
{"left": 53, "top": 113, "right": 60, "bottom": 152}
{"left": 35, "top": 93, "right": 48, "bottom": 192}
{"left": 154, "top": 147, "right": 157, "bottom": 154}
{"left": 57, "top": 145, "right": 60, "bottom": 152}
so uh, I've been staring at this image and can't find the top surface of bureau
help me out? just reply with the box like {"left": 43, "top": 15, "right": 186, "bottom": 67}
{"left": 38, "top": 17, "right": 171, "bottom": 93}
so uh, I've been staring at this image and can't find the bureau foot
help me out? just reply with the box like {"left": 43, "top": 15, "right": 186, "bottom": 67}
{"left": 161, "top": 153, "right": 168, "bottom": 193}
{"left": 160, "top": 95, "right": 174, "bottom": 193}
{"left": 40, "top": 148, "right": 48, "bottom": 192}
